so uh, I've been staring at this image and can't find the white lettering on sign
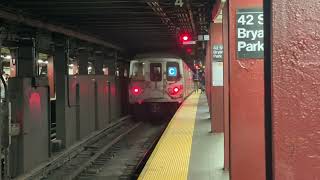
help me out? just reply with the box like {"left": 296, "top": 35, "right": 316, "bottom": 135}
{"left": 238, "top": 41, "right": 264, "bottom": 52}
{"left": 236, "top": 9, "right": 264, "bottom": 59}
{"left": 237, "top": 28, "right": 264, "bottom": 41}
{"left": 213, "top": 44, "right": 223, "bottom": 61}
{"left": 175, "top": 0, "right": 184, "bottom": 7}
{"left": 258, "top": 14, "right": 264, "bottom": 25}
{"left": 237, "top": 14, "right": 254, "bottom": 25}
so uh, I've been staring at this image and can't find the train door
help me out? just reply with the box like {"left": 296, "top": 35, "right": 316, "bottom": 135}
{"left": 149, "top": 62, "right": 164, "bottom": 99}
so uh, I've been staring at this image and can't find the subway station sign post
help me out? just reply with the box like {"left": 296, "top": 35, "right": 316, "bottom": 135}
{"left": 236, "top": 9, "right": 264, "bottom": 59}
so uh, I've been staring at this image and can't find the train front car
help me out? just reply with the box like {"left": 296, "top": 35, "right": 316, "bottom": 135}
{"left": 128, "top": 55, "right": 193, "bottom": 121}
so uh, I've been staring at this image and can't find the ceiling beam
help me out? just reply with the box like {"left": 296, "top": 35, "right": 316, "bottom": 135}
{"left": 74, "top": 21, "right": 165, "bottom": 25}
{"left": 186, "top": 0, "right": 196, "bottom": 35}
{"left": 12, "top": 1, "right": 144, "bottom": 5}
{"left": 17, "top": 6, "right": 152, "bottom": 10}
{"left": 0, "top": 8, "right": 123, "bottom": 51}
{"left": 27, "top": 11, "right": 157, "bottom": 15}
{"left": 146, "top": 1, "right": 177, "bottom": 33}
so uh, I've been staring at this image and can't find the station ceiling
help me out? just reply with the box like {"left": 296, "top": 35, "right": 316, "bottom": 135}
{"left": 0, "top": 0, "right": 214, "bottom": 54}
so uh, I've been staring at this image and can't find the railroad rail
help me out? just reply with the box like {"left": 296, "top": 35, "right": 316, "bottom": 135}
{"left": 14, "top": 116, "right": 141, "bottom": 180}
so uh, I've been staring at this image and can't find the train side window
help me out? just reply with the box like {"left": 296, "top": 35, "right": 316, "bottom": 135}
{"left": 150, "top": 63, "right": 162, "bottom": 81}
{"left": 131, "top": 62, "right": 145, "bottom": 80}
{"left": 166, "top": 62, "right": 180, "bottom": 81}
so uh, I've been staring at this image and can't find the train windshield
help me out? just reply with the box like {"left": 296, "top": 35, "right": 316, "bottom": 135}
{"left": 166, "top": 62, "right": 180, "bottom": 81}
{"left": 130, "top": 62, "right": 145, "bottom": 80}
{"left": 150, "top": 63, "right": 162, "bottom": 81}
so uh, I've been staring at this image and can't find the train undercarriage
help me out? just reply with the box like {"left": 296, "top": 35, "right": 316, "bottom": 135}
{"left": 131, "top": 102, "right": 180, "bottom": 123}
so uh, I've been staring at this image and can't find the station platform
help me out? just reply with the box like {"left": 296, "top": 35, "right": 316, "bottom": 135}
{"left": 138, "top": 93, "right": 229, "bottom": 180}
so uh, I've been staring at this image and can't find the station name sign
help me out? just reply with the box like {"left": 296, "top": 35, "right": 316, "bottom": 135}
{"left": 236, "top": 8, "right": 264, "bottom": 59}
{"left": 213, "top": 44, "right": 223, "bottom": 62}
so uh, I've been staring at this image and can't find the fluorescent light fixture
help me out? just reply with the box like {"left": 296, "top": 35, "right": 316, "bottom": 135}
{"left": 4, "top": 55, "right": 11, "bottom": 60}
{"left": 37, "top": 59, "right": 44, "bottom": 63}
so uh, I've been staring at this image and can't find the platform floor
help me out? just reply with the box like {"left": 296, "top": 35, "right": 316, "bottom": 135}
{"left": 138, "top": 93, "right": 229, "bottom": 180}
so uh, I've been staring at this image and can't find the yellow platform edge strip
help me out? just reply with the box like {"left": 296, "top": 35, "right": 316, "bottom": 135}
{"left": 138, "top": 93, "right": 200, "bottom": 180}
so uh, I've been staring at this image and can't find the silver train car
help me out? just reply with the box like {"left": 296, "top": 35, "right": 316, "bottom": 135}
{"left": 128, "top": 54, "right": 194, "bottom": 120}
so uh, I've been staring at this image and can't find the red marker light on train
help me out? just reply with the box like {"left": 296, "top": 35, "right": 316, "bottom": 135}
{"left": 169, "top": 85, "right": 183, "bottom": 96}
{"left": 186, "top": 47, "right": 193, "bottom": 54}
{"left": 132, "top": 86, "right": 142, "bottom": 95}
{"left": 173, "top": 87, "right": 179, "bottom": 93}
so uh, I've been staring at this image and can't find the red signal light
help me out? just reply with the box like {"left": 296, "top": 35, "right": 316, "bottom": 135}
{"left": 180, "top": 33, "right": 191, "bottom": 42}
{"left": 186, "top": 47, "right": 193, "bottom": 54}
{"left": 182, "top": 35, "right": 189, "bottom": 41}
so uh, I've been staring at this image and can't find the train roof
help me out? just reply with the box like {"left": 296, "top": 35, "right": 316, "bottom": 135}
{"left": 134, "top": 53, "right": 181, "bottom": 59}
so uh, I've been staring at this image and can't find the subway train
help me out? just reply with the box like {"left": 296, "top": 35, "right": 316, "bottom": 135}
{"left": 128, "top": 53, "right": 194, "bottom": 120}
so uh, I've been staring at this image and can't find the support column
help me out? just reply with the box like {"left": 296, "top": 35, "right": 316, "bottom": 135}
{"left": 268, "top": 1, "right": 320, "bottom": 179}
{"left": 114, "top": 51, "right": 118, "bottom": 77}
{"left": 9, "top": 34, "right": 49, "bottom": 176}
{"left": 210, "top": 22, "right": 224, "bottom": 133}
{"left": 222, "top": 2, "right": 230, "bottom": 170}
{"left": 78, "top": 48, "right": 89, "bottom": 75}
{"left": 93, "top": 51, "right": 104, "bottom": 130}
{"left": 112, "top": 50, "right": 120, "bottom": 121}
{"left": 77, "top": 48, "right": 95, "bottom": 138}
{"left": 103, "top": 54, "right": 112, "bottom": 124}
{"left": 0, "top": 39, "right": 3, "bottom": 180}
{"left": 103, "top": 51, "right": 116, "bottom": 76}
{"left": 54, "top": 36, "right": 68, "bottom": 148}
{"left": 93, "top": 51, "right": 104, "bottom": 75}
{"left": 47, "top": 56, "right": 55, "bottom": 98}
{"left": 17, "top": 39, "right": 36, "bottom": 77}
{"left": 228, "top": 0, "right": 265, "bottom": 179}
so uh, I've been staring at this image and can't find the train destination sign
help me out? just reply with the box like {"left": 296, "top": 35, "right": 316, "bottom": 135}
{"left": 236, "top": 8, "right": 264, "bottom": 59}
{"left": 168, "top": 67, "right": 177, "bottom": 76}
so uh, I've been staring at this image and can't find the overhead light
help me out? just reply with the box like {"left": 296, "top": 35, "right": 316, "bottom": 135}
{"left": 44, "top": 61, "right": 48, "bottom": 64}
{"left": 5, "top": 55, "right": 12, "bottom": 59}
{"left": 68, "top": 64, "right": 74, "bottom": 67}
{"left": 37, "top": 59, "right": 44, "bottom": 63}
